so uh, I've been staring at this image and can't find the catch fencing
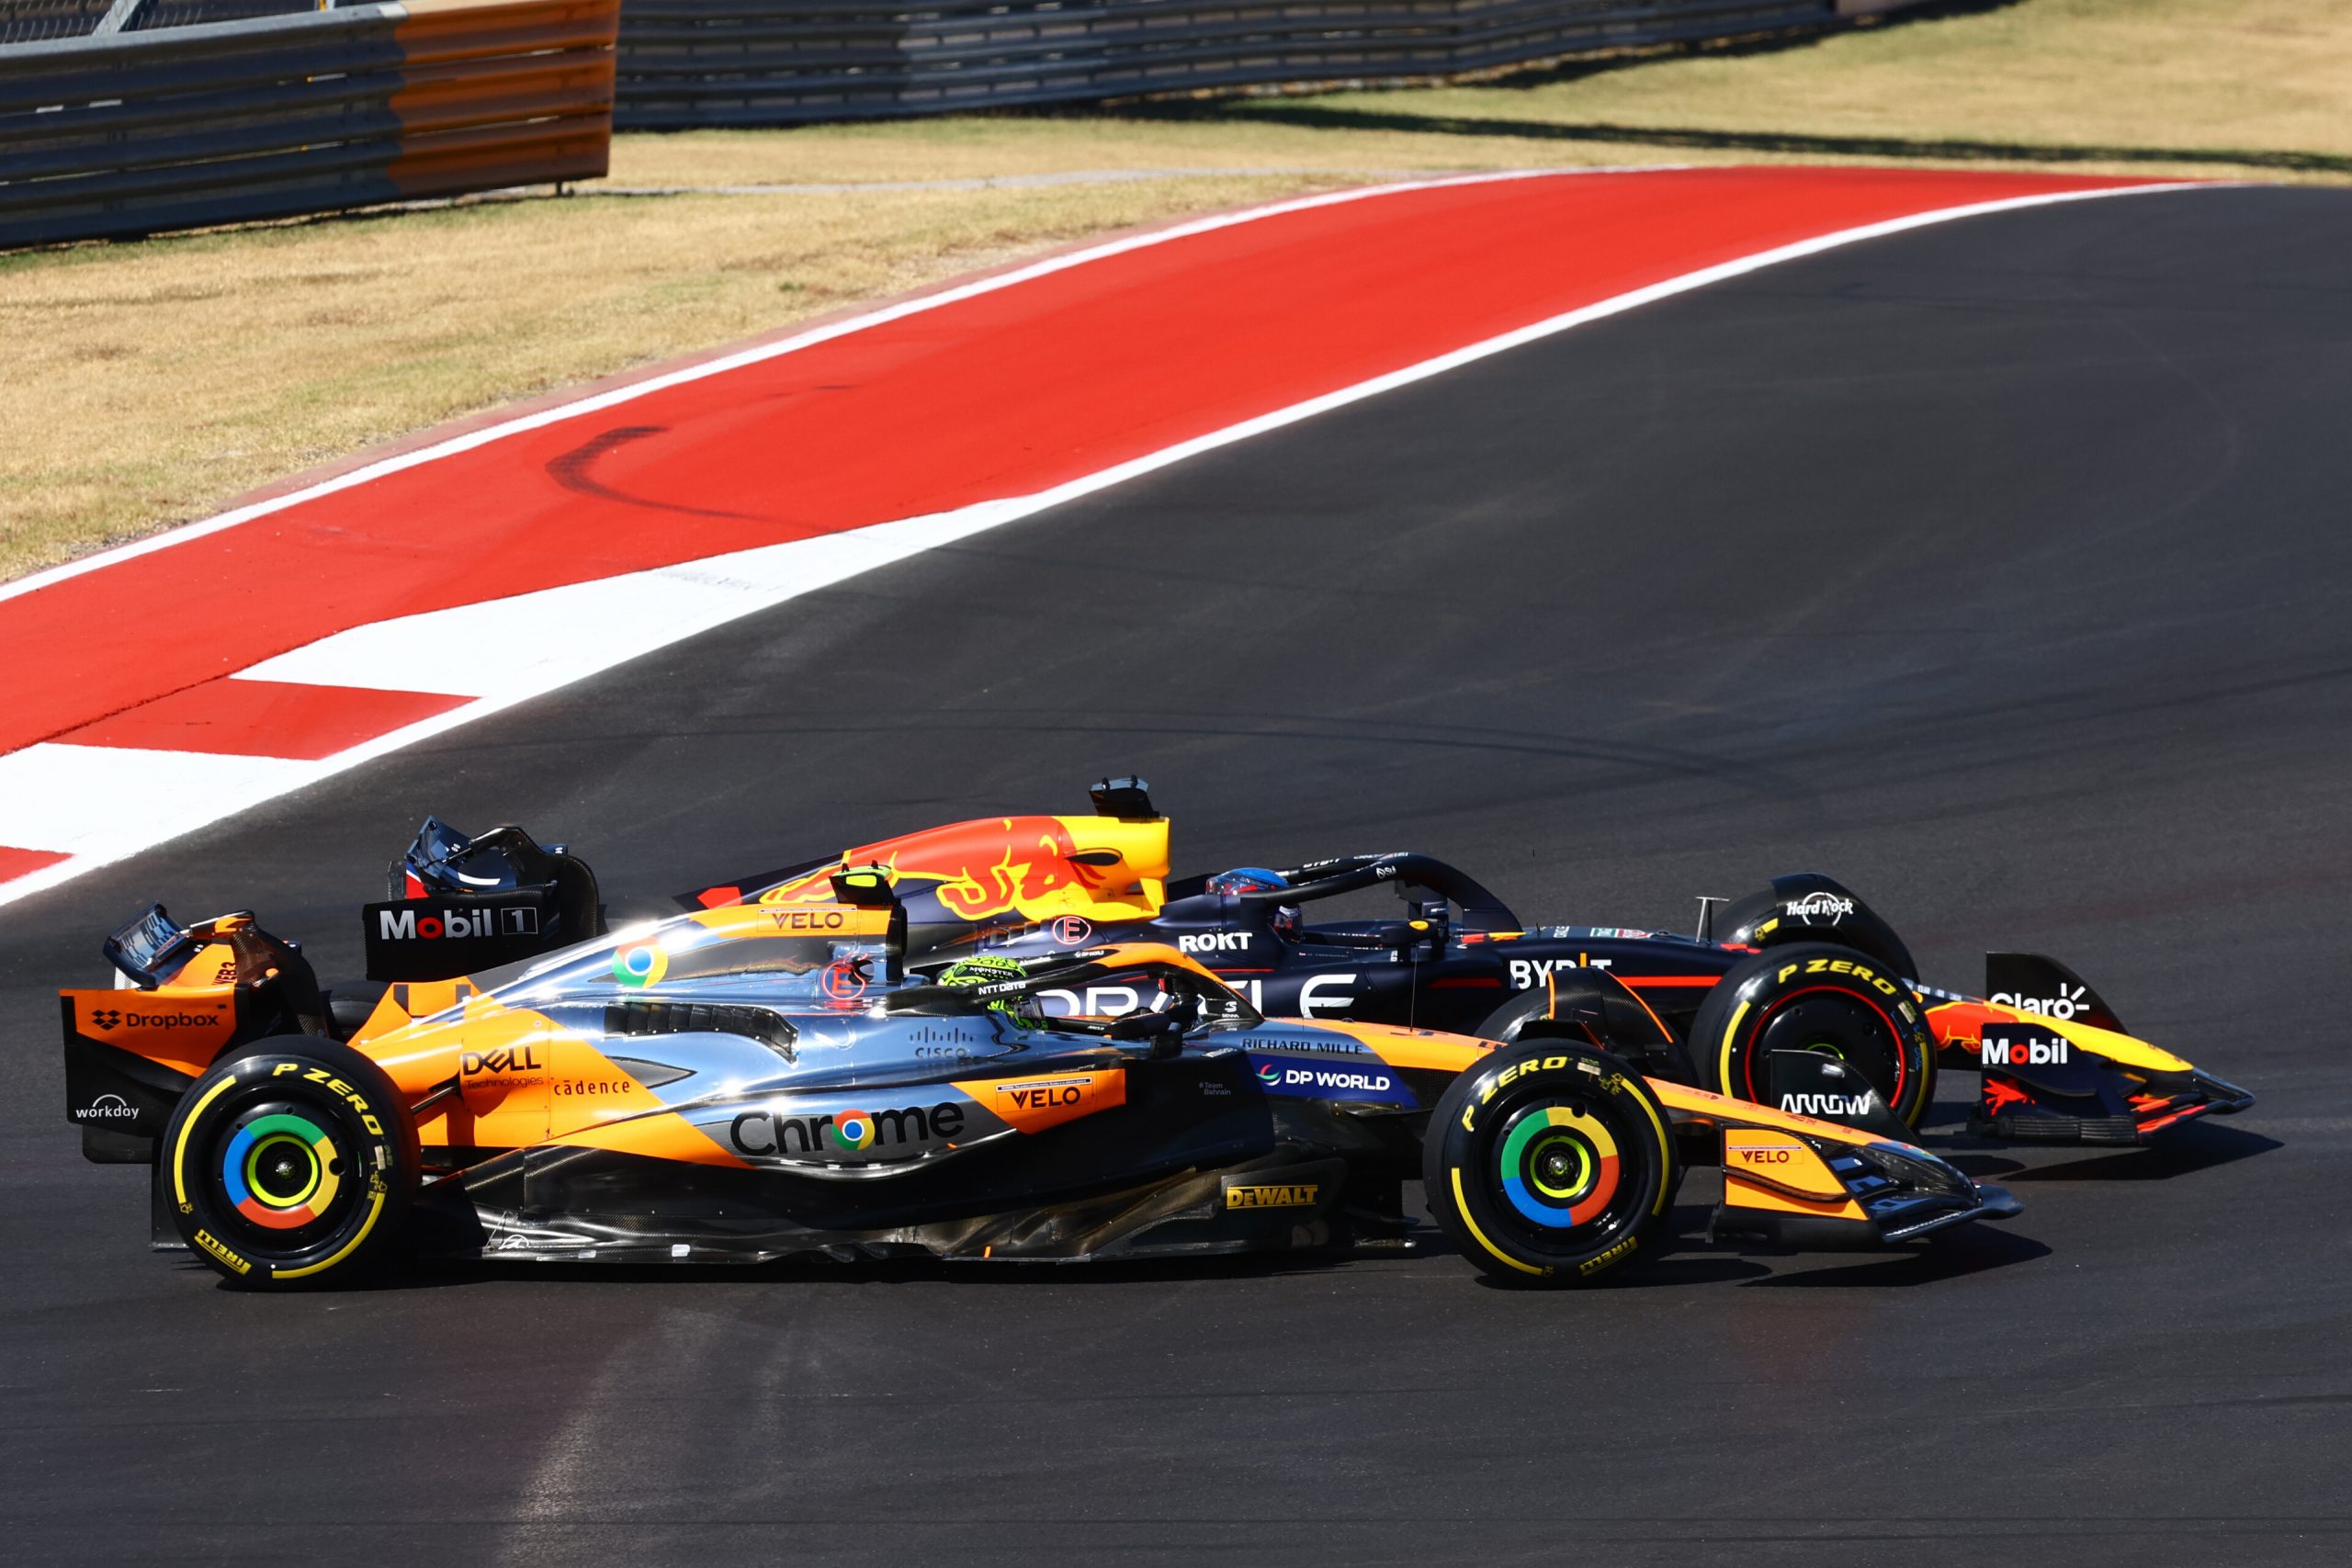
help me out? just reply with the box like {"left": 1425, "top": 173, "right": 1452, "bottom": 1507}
{"left": 0, "top": 0, "right": 616, "bottom": 247}
{"left": 613, "top": 0, "right": 1874, "bottom": 129}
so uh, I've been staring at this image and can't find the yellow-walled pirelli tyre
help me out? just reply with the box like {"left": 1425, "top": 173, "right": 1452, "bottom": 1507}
{"left": 1688, "top": 942, "right": 1938, "bottom": 1131}
{"left": 1423, "top": 1042, "right": 1679, "bottom": 1287}
{"left": 161, "top": 1038, "right": 418, "bottom": 1290}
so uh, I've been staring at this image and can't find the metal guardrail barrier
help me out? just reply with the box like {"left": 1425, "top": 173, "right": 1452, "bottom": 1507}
{"left": 0, "top": 0, "right": 616, "bottom": 247}
{"left": 0, "top": 2, "right": 322, "bottom": 47}
{"left": 611, "top": 0, "right": 1850, "bottom": 128}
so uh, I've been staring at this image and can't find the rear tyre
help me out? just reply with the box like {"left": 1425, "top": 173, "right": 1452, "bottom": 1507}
{"left": 161, "top": 1037, "right": 417, "bottom": 1290}
{"left": 1687, "top": 942, "right": 1937, "bottom": 1129}
{"left": 1423, "top": 1041, "right": 1679, "bottom": 1287}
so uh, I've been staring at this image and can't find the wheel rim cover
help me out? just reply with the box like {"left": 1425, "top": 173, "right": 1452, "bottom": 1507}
{"left": 222, "top": 1111, "right": 341, "bottom": 1230}
{"left": 1497, "top": 1104, "right": 1620, "bottom": 1228}
{"left": 1747, "top": 988, "right": 1905, "bottom": 1106}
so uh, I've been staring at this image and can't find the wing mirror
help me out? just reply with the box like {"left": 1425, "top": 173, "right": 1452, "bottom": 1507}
{"left": 1108, "top": 995, "right": 1195, "bottom": 1057}
{"left": 1397, "top": 893, "right": 1450, "bottom": 961}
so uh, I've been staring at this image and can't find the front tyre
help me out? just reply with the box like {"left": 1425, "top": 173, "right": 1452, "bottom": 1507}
{"left": 1422, "top": 1042, "right": 1679, "bottom": 1287}
{"left": 1688, "top": 942, "right": 1937, "bottom": 1129}
{"left": 161, "top": 1037, "right": 418, "bottom": 1290}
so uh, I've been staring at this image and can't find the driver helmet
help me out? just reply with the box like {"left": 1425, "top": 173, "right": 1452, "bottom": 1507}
{"left": 1205, "top": 867, "right": 1299, "bottom": 940}
{"left": 934, "top": 954, "right": 1039, "bottom": 1024}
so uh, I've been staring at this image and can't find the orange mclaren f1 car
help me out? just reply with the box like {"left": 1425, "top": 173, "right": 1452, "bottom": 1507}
{"left": 60, "top": 869, "right": 2017, "bottom": 1291}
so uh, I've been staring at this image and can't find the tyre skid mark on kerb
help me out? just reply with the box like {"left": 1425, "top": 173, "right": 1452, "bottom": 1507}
{"left": 0, "top": 175, "right": 2210, "bottom": 910}
{"left": 546, "top": 425, "right": 772, "bottom": 524}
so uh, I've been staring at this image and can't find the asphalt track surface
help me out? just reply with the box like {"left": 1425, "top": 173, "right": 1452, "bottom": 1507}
{"left": 5, "top": 183, "right": 2350, "bottom": 1564}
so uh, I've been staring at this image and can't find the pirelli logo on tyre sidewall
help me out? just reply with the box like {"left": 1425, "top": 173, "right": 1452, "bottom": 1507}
{"left": 1577, "top": 1235, "right": 1638, "bottom": 1277}
{"left": 193, "top": 1228, "right": 251, "bottom": 1276}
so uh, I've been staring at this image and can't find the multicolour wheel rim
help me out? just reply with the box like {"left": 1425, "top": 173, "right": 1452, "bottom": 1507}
{"left": 1496, "top": 1103, "right": 1619, "bottom": 1229}
{"left": 221, "top": 1111, "right": 342, "bottom": 1231}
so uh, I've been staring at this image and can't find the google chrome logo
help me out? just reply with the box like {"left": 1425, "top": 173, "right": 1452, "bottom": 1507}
{"left": 829, "top": 1109, "right": 876, "bottom": 1151}
{"left": 612, "top": 943, "right": 669, "bottom": 988}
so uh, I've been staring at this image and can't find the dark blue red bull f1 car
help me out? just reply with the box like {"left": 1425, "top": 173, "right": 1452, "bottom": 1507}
{"left": 672, "top": 781, "right": 2252, "bottom": 1147}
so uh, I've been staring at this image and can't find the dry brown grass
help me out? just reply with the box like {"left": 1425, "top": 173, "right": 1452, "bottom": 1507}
{"left": 6, "top": 0, "right": 2346, "bottom": 581}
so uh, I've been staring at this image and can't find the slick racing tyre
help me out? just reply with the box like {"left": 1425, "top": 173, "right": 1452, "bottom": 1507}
{"left": 161, "top": 1037, "right": 418, "bottom": 1290}
{"left": 1688, "top": 943, "right": 1936, "bottom": 1130}
{"left": 1423, "top": 1041, "right": 1679, "bottom": 1287}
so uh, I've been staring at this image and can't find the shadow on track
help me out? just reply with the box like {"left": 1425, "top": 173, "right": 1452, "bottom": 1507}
{"left": 2004, "top": 1122, "right": 2281, "bottom": 1183}
{"left": 271, "top": 1245, "right": 1385, "bottom": 1296}
{"left": 220, "top": 1214, "right": 2028, "bottom": 1295}
{"left": 1737, "top": 1222, "right": 2052, "bottom": 1289}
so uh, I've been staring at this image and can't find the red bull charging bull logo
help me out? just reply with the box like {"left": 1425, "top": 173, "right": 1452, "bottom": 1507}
{"left": 761, "top": 816, "right": 1146, "bottom": 923}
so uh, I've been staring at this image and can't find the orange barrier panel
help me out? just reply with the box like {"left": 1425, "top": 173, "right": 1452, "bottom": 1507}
{"left": 391, "top": 0, "right": 615, "bottom": 186}
{"left": 397, "top": 0, "right": 620, "bottom": 67}
{"left": 390, "top": 50, "right": 616, "bottom": 140}
{"left": 389, "top": 114, "right": 614, "bottom": 198}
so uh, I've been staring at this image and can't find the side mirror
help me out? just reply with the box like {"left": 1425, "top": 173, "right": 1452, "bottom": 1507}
{"left": 1108, "top": 1010, "right": 1159, "bottom": 1042}
{"left": 1089, "top": 776, "right": 1157, "bottom": 819}
{"left": 1396, "top": 907, "right": 1448, "bottom": 962}
{"left": 1108, "top": 996, "right": 1193, "bottom": 1057}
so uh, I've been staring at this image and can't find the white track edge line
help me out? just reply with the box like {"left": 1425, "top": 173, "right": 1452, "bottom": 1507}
{"left": 0, "top": 177, "right": 2209, "bottom": 910}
